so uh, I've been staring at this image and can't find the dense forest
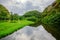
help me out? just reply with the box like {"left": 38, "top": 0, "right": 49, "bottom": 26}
{"left": 41, "top": 0, "right": 60, "bottom": 40}
{"left": 0, "top": 4, "right": 10, "bottom": 20}
{"left": 0, "top": 0, "right": 60, "bottom": 40}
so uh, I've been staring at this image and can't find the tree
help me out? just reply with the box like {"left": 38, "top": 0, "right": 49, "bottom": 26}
{"left": 23, "top": 10, "right": 41, "bottom": 22}
{"left": 10, "top": 13, "right": 19, "bottom": 21}
{"left": 0, "top": 4, "right": 10, "bottom": 20}
{"left": 13, "top": 13, "right": 19, "bottom": 20}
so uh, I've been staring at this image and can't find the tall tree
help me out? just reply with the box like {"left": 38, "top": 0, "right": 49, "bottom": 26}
{"left": 0, "top": 4, "right": 10, "bottom": 20}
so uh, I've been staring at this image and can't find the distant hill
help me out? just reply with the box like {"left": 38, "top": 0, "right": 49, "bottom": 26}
{"left": 23, "top": 10, "right": 42, "bottom": 26}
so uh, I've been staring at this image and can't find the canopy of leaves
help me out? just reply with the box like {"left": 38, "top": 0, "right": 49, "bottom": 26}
{"left": 56, "top": 0, "right": 60, "bottom": 2}
{"left": 22, "top": 10, "right": 42, "bottom": 26}
{"left": 23, "top": 10, "right": 41, "bottom": 21}
{"left": 41, "top": 1, "right": 60, "bottom": 40}
{"left": 0, "top": 4, "right": 10, "bottom": 20}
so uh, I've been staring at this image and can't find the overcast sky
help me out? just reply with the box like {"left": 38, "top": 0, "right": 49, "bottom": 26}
{"left": 0, "top": 0, "right": 55, "bottom": 15}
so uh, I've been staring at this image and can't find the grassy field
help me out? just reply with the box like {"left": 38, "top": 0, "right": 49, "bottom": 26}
{"left": 0, "top": 20, "right": 34, "bottom": 39}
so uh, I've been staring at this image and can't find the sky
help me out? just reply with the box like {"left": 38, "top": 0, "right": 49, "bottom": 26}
{"left": 0, "top": 25, "right": 56, "bottom": 40}
{"left": 0, "top": 0, "right": 55, "bottom": 15}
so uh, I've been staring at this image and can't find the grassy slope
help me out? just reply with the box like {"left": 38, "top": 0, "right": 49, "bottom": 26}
{"left": 0, "top": 20, "right": 34, "bottom": 39}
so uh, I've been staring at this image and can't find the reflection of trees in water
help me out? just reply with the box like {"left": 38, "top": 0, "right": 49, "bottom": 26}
{"left": 0, "top": 26, "right": 56, "bottom": 40}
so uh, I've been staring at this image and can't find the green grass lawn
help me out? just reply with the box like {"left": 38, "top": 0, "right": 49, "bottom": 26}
{"left": 0, "top": 20, "right": 34, "bottom": 39}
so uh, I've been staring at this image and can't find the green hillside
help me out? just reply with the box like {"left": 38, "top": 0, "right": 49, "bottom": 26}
{"left": 0, "top": 4, "right": 10, "bottom": 20}
{"left": 41, "top": 1, "right": 60, "bottom": 40}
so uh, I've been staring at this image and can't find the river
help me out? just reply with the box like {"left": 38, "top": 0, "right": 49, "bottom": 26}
{"left": 0, "top": 25, "right": 56, "bottom": 40}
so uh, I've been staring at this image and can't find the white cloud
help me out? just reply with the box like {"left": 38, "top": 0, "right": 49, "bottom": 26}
{"left": 0, "top": 0, "right": 55, "bottom": 15}
{"left": 15, "top": 0, "right": 28, "bottom": 3}
{"left": 15, "top": 34, "right": 30, "bottom": 40}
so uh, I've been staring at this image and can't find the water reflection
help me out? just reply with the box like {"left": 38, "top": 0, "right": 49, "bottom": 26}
{"left": 0, "top": 25, "right": 56, "bottom": 40}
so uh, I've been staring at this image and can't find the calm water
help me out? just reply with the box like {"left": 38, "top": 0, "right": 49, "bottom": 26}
{"left": 0, "top": 25, "right": 56, "bottom": 40}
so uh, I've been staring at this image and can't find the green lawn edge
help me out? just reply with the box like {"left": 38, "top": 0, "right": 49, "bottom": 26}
{"left": 0, "top": 20, "right": 34, "bottom": 39}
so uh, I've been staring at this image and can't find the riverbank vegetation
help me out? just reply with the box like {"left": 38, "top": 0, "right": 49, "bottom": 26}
{"left": 0, "top": 0, "right": 60, "bottom": 40}
{"left": 0, "top": 4, "right": 34, "bottom": 39}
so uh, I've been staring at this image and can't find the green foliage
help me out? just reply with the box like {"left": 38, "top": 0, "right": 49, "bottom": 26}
{"left": 0, "top": 20, "right": 34, "bottom": 39}
{"left": 24, "top": 10, "right": 41, "bottom": 18}
{"left": 23, "top": 10, "right": 41, "bottom": 22}
{"left": 56, "top": 0, "right": 60, "bottom": 2}
{"left": 10, "top": 13, "right": 19, "bottom": 20}
{"left": 0, "top": 4, "right": 10, "bottom": 20}
{"left": 23, "top": 10, "right": 42, "bottom": 26}
{"left": 41, "top": 1, "right": 60, "bottom": 40}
